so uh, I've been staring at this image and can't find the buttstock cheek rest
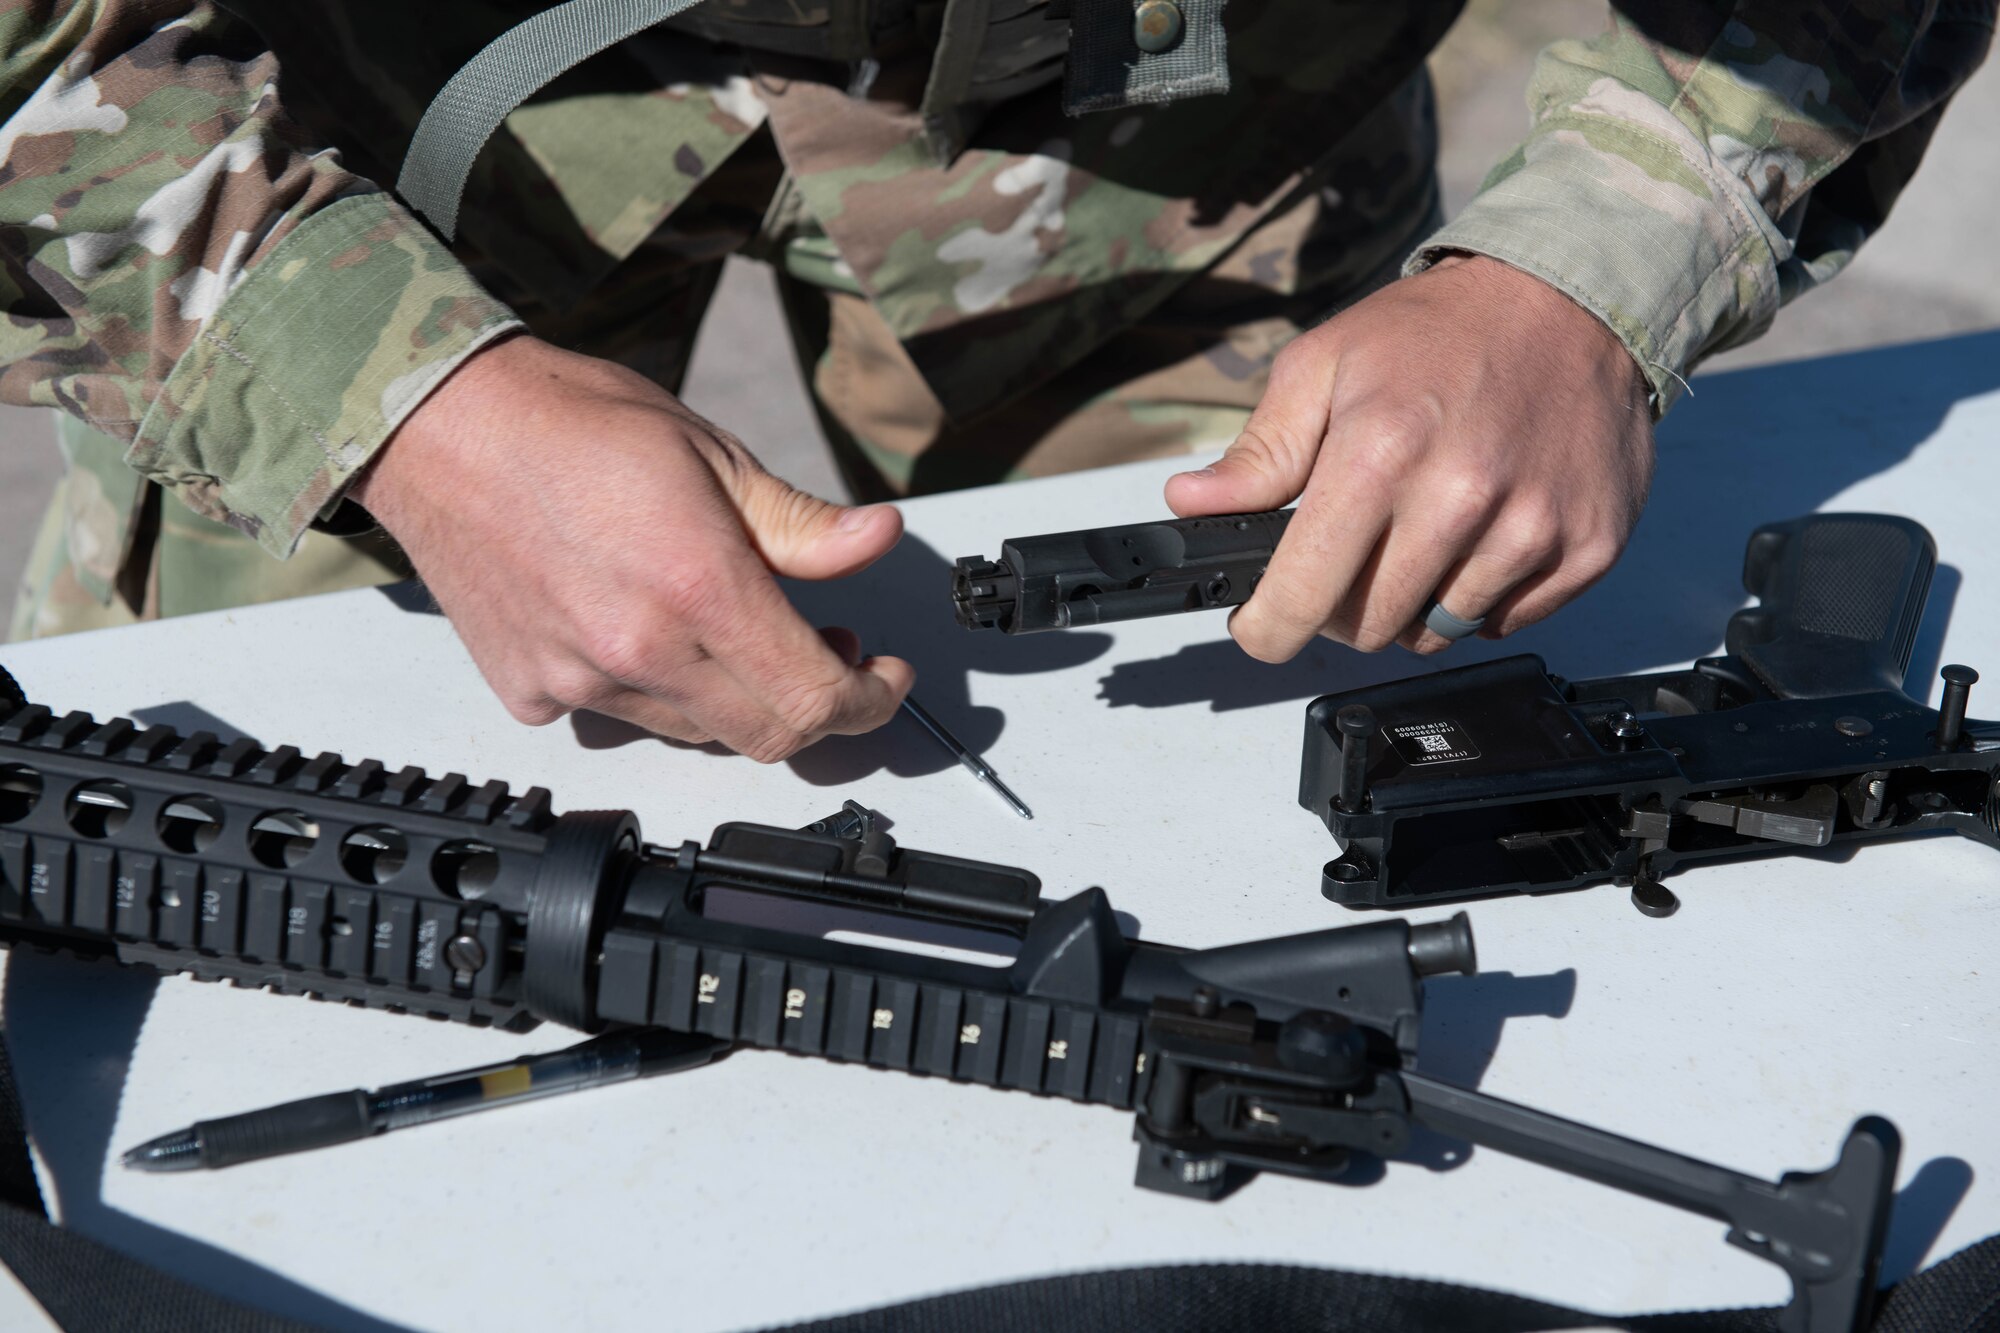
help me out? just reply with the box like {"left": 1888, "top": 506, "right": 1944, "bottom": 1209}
{"left": 1725, "top": 514, "right": 1936, "bottom": 700}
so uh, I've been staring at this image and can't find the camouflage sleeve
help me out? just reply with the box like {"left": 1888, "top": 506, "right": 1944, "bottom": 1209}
{"left": 0, "top": 0, "right": 521, "bottom": 558}
{"left": 1407, "top": 2, "right": 1997, "bottom": 415}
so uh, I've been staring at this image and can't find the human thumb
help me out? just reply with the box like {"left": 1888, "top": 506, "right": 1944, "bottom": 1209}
{"left": 1163, "top": 353, "right": 1330, "bottom": 517}
{"left": 728, "top": 467, "right": 903, "bottom": 581}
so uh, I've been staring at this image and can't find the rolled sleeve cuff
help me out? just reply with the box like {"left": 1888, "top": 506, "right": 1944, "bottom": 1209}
{"left": 1404, "top": 114, "right": 1790, "bottom": 416}
{"left": 127, "top": 193, "right": 522, "bottom": 558}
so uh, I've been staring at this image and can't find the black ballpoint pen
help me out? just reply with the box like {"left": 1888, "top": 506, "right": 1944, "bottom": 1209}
{"left": 122, "top": 1028, "right": 728, "bottom": 1172}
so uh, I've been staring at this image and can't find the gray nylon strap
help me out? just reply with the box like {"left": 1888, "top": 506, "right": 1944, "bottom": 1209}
{"left": 398, "top": 0, "right": 710, "bottom": 239}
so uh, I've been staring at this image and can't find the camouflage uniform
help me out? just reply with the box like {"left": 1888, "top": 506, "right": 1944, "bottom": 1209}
{"left": 1, "top": 0, "right": 1992, "bottom": 636}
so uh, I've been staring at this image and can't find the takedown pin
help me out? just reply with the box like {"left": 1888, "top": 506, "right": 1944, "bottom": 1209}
{"left": 899, "top": 696, "right": 1033, "bottom": 819}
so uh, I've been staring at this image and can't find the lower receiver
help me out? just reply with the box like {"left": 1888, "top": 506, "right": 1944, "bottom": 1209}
{"left": 1303, "top": 514, "right": 1998, "bottom": 914}
{"left": 0, "top": 666, "right": 1897, "bottom": 1332}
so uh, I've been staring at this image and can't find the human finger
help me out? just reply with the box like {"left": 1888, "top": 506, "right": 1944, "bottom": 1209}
{"left": 598, "top": 594, "right": 909, "bottom": 762}
{"left": 1399, "top": 510, "right": 1564, "bottom": 653}
{"left": 1334, "top": 495, "right": 1503, "bottom": 654}
{"left": 721, "top": 460, "right": 904, "bottom": 582}
{"left": 599, "top": 644, "right": 852, "bottom": 762}
{"left": 1163, "top": 339, "right": 1336, "bottom": 517}
{"left": 1475, "top": 533, "right": 1626, "bottom": 638}
{"left": 694, "top": 459, "right": 916, "bottom": 747}
{"left": 1227, "top": 471, "right": 1390, "bottom": 662}
{"left": 558, "top": 683, "right": 716, "bottom": 746}
{"left": 686, "top": 568, "right": 913, "bottom": 753}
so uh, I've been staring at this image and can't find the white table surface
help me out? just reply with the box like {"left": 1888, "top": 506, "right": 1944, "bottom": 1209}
{"left": 4, "top": 329, "right": 1999, "bottom": 1333}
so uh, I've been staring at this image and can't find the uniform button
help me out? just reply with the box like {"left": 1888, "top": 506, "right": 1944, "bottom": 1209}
{"left": 1133, "top": 0, "right": 1183, "bottom": 53}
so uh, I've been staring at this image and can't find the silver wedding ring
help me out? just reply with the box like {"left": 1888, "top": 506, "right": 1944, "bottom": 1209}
{"left": 1422, "top": 599, "right": 1486, "bottom": 642}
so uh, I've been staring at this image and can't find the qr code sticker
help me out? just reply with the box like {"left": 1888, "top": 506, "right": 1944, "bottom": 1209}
{"left": 1387, "top": 719, "right": 1478, "bottom": 765}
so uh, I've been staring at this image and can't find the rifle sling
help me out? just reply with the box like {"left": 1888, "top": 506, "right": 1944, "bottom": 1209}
{"left": 397, "top": 0, "right": 713, "bottom": 239}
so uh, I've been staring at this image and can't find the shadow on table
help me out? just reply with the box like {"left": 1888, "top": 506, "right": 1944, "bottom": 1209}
{"left": 373, "top": 580, "right": 438, "bottom": 617}
{"left": 3, "top": 950, "right": 413, "bottom": 1333}
{"left": 374, "top": 530, "right": 1115, "bottom": 782}
{"left": 1304, "top": 968, "right": 1578, "bottom": 1182}
{"left": 127, "top": 701, "right": 258, "bottom": 746}
{"left": 1415, "top": 969, "right": 1575, "bottom": 1091}
{"left": 1880, "top": 1156, "right": 1976, "bottom": 1286}
{"left": 782, "top": 531, "right": 1115, "bottom": 786}
{"left": 549, "top": 533, "right": 1117, "bottom": 785}
{"left": 1376, "top": 1007, "right": 1973, "bottom": 1292}
{"left": 1096, "top": 558, "right": 1962, "bottom": 716}
{"left": 1339, "top": 965, "right": 1974, "bottom": 1285}
{"left": 1101, "top": 327, "right": 2000, "bottom": 713}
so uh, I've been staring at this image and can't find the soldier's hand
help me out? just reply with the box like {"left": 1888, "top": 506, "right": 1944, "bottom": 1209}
{"left": 1164, "top": 253, "right": 1655, "bottom": 658}
{"left": 350, "top": 335, "right": 913, "bottom": 760}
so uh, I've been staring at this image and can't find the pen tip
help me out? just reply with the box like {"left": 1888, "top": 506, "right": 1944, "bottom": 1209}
{"left": 121, "top": 1131, "right": 203, "bottom": 1173}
